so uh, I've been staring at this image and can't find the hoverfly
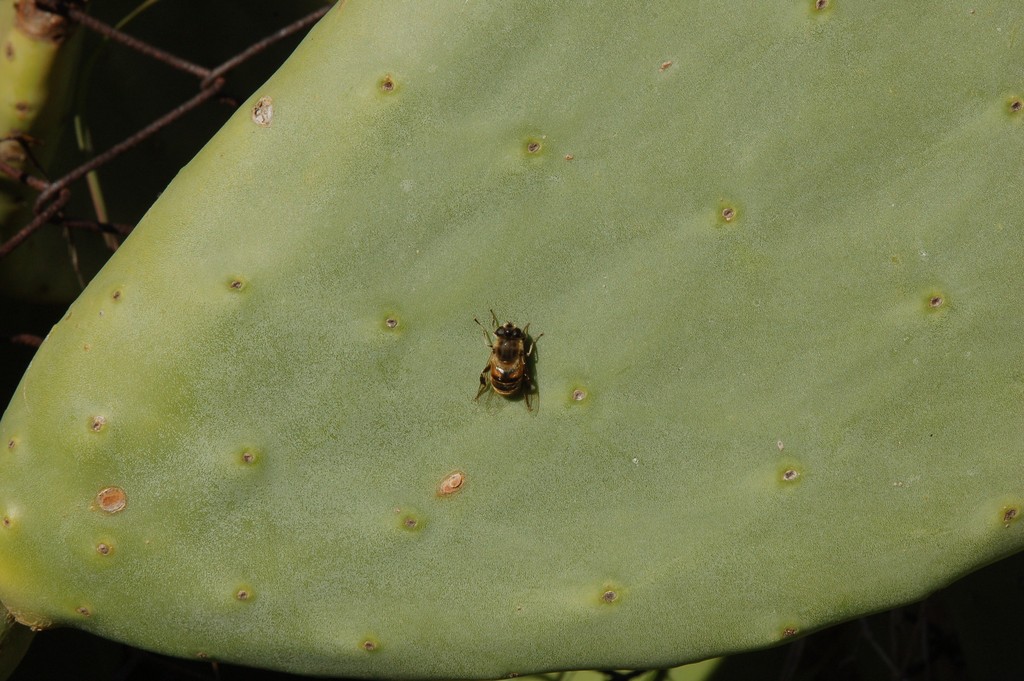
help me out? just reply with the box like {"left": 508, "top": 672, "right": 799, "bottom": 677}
{"left": 474, "top": 310, "right": 542, "bottom": 411}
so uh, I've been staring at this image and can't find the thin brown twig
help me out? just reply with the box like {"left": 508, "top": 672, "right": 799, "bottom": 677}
{"left": 202, "top": 5, "right": 332, "bottom": 87}
{"left": 2, "top": 5, "right": 330, "bottom": 260}
{"left": 0, "top": 158, "right": 49, "bottom": 192}
{"left": 34, "top": 78, "right": 225, "bottom": 213}
{"left": 0, "top": 188, "right": 70, "bottom": 259}
{"left": 0, "top": 134, "right": 52, "bottom": 183}
{"left": 35, "top": 0, "right": 212, "bottom": 80}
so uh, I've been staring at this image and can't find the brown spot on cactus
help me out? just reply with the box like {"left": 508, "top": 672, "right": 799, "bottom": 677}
{"left": 814, "top": 0, "right": 828, "bottom": 9}
{"left": 380, "top": 75, "right": 396, "bottom": 92}
{"left": 96, "top": 487, "right": 126, "bottom": 514}
{"left": 659, "top": 60, "right": 673, "bottom": 72}
{"left": 564, "top": 153, "right": 574, "bottom": 161}
{"left": 1003, "top": 506, "right": 1019, "bottom": 526}
{"left": 252, "top": 96, "right": 274, "bottom": 127}
{"left": 394, "top": 507, "right": 425, "bottom": 532}
{"left": 782, "top": 626, "right": 798, "bottom": 637}
{"left": 0, "top": 139, "right": 25, "bottom": 165}
{"left": 385, "top": 316, "right": 398, "bottom": 329}
{"left": 1010, "top": 98, "right": 1023, "bottom": 113}
{"left": 438, "top": 471, "right": 465, "bottom": 496}
{"left": 90, "top": 416, "right": 107, "bottom": 432}
{"left": 572, "top": 388, "right": 586, "bottom": 401}
{"left": 601, "top": 589, "right": 619, "bottom": 604}
{"left": 236, "top": 588, "right": 252, "bottom": 601}
{"left": 6, "top": 438, "right": 14, "bottom": 451}
{"left": 229, "top": 277, "right": 245, "bottom": 291}
{"left": 15, "top": 0, "right": 73, "bottom": 41}
{"left": 75, "top": 606, "right": 91, "bottom": 617}
{"left": 96, "top": 542, "right": 112, "bottom": 555}
{"left": 721, "top": 207, "right": 736, "bottom": 222}
{"left": 3, "top": 42, "right": 13, "bottom": 61}
{"left": 361, "top": 638, "right": 379, "bottom": 652}
{"left": 925, "top": 291, "right": 948, "bottom": 313}
{"left": 527, "top": 141, "right": 541, "bottom": 154}
{"left": 2, "top": 516, "right": 11, "bottom": 529}
{"left": 782, "top": 468, "right": 800, "bottom": 482}
{"left": 112, "top": 289, "right": 122, "bottom": 302}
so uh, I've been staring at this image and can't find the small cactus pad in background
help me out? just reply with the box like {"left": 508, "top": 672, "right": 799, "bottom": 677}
{"left": 1, "top": 1, "right": 1024, "bottom": 677}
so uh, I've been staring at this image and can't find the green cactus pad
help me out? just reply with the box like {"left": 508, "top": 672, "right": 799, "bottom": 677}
{"left": 2, "top": 1, "right": 1023, "bottom": 677}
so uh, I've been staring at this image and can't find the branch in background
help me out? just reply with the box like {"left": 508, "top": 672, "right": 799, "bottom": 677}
{"left": 0, "top": 3, "right": 333, "bottom": 261}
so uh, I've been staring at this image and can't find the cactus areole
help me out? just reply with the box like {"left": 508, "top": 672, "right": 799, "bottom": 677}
{"left": 1, "top": 1, "right": 1023, "bottom": 677}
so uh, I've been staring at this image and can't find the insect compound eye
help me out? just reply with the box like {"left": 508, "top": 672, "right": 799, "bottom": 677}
{"left": 495, "top": 327, "right": 506, "bottom": 338}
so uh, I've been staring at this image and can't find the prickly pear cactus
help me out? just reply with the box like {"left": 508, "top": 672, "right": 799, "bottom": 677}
{"left": 1, "top": 1, "right": 1023, "bottom": 677}
{"left": 0, "top": 0, "right": 87, "bottom": 301}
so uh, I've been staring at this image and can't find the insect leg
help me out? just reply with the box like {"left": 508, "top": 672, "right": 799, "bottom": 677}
{"left": 522, "top": 371, "right": 535, "bottom": 412}
{"left": 475, "top": 367, "right": 490, "bottom": 401}
{"left": 527, "top": 332, "right": 544, "bottom": 357}
{"left": 473, "top": 316, "right": 493, "bottom": 347}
